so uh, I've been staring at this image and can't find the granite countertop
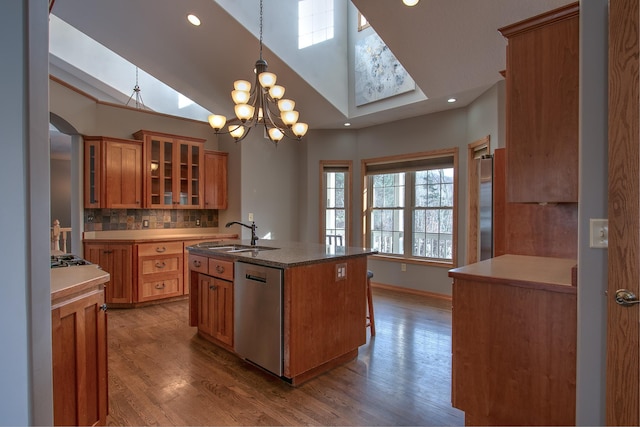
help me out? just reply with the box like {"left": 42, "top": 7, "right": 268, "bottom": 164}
{"left": 83, "top": 228, "right": 237, "bottom": 243}
{"left": 448, "top": 254, "right": 577, "bottom": 294}
{"left": 51, "top": 264, "right": 110, "bottom": 306}
{"left": 187, "top": 239, "right": 378, "bottom": 268}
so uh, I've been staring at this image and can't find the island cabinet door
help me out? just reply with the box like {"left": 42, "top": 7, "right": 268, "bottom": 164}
{"left": 283, "top": 257, "right": 367, "bottom": 378}
{"left": 52, "top": 288, "right": 108, "bottom": 427}
{"left": 197, "top": 273, "right": 234, "bottom": 347}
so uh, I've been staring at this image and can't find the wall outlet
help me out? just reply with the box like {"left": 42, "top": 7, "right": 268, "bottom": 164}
{"left": 336, "top": 263, "right": 347, "bottom": 280}
{"left": 401, "top": 263, "right": 407, "bottom": 272}
{"left": 142, "top": 219, "right": 149, "bottom": 228}
{"left": 589, "top": 218, "right": 608, "bottom": 248}
{"left": 195, "top": 219, "right": 201, "bottom": 226}
{"left": 248, "top": 213, "right": 254, "bottom": 222}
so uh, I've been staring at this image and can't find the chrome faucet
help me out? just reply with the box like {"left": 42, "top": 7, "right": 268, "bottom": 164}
{"left": 225, "top": 221, "right": 259, "bottom": 246}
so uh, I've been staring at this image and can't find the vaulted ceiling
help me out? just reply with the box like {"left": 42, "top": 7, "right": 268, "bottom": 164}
{"left": 49, "top": 0, "right": 573, "bottom": 131}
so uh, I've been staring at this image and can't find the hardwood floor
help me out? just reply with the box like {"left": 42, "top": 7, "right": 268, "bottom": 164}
{"left": 106, "top": 287, "right": 464, "bottom": 426}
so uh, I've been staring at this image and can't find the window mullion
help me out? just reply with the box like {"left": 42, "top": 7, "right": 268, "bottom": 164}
{"left": 405, "top": 172, "right": 414, "bottom": 256}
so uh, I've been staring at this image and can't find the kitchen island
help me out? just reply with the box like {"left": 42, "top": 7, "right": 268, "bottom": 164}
{"left": 187, "top": 239, "right": 377, "bottom": 385}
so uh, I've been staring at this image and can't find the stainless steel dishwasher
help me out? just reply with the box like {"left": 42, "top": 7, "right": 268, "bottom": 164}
{"left": 234, "top": 261, "right": 283, "bottom": 376}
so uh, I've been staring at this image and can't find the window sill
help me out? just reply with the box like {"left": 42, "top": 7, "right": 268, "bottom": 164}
{"left": 369, "top": 253, "right": 454, "bottom": 269}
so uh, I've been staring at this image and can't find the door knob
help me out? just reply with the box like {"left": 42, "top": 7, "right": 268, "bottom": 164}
{"left": 615, "top": 289, "right": 640, "bottom": 306}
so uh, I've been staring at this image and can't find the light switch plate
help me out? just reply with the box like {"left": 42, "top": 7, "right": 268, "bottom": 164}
{"left": 248, "top": 213, "right": 254, "bottom": 222}
{"left": 589, "top": 218, "right": 608, "bottom": 248}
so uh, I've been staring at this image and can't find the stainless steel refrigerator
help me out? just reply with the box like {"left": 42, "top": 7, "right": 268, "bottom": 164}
{"left": 479, "top": 155, "right": 493, "bottom": 260}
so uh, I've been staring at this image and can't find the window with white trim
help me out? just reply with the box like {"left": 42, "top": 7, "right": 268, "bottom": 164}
{"left": 320, "top": 161, "right": 351, "bottom": 246}
{"left": 363, "top": 149, "right": 458, "bottom": 265}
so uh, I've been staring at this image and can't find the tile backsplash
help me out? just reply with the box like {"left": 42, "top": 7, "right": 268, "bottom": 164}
{"left": 84, "top": 209, "right": 218, "bottom": 231}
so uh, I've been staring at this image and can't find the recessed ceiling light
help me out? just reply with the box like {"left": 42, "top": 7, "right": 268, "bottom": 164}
{"left": 403, "top": 0, "right": 419, "bottom": 6}
{"left": 344, "top": 123, "right": 351, "bottom": 127}
{"left": 187, "top": 14, "right": 201, "bottom": 26}
{"left": 447, "top": 98, "right": 457, "bottom": 103}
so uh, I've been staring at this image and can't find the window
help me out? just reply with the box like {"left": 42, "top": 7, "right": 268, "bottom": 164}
{"left": 357, "top": 11, "right": 370, "bottom": 31}
{"left": 363, "top": 149, "right": 458, "bottom": 265}
{"left": 320, "top": 161, "right": 352, "bottom": 246}
{"left": 298, "top": 0, "right": 334, "bottom": 49}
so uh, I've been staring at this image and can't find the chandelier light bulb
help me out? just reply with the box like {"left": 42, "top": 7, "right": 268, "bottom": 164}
{"left": 258, "top": 72, "right": 277, "bottom": 88}
{"left": 281, "top": 110, "right": 299, "bottom": 126}
{"left": 208, "top": 114, "right": 227, "bottom": 131}
{"left": 268, "top": 127, "right": 284, "bottom": 141}
{"left": 229, "top": 125, "right": 246, "bottom": 140}
{"left": 235, "top": 104, "right": 254, "bottom": 121}
{"left": 292, "top": 122, "right": 309, "bottom": 138}
{"left": 234, "top": 80, "right": 251, "bottom": 92}
{"left": 231, "top": 90, "right": 250, "bottom": 104}
{"left": 278, "top": 99, "right": 295, "bottom": 112}
{"left": 269, "top": 85, "right": 285, "bottom": 100}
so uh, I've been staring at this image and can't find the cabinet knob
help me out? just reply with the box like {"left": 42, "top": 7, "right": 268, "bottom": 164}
{"left": 209, "top": 285, "right": 217, "bottom": 290}
{"left": 155, "top": 283, "right": 166, "bottom": 290}
{"left": 216, "top": 265, "right": 225, "bottom": 274}
{"left": 99, "top": 304, "right": 108, "bottom": 312}
{"left": 193, "top": 260, "right": 201, "bottom": 267}
{"left": 156, "top": 246, "right": 166, "bottom": 253}
{"left": 155, "top": 261, "right": 166, "bottom": 269}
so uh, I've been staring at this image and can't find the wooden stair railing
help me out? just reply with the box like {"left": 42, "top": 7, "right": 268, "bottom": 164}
{"left": 51, "top": 219, "right": 72, "bottom": 253}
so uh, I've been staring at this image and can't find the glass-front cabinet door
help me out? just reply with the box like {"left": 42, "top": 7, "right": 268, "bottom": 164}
{"left": 135, "top": 130, "right": 204, "bottom": 209}
{"left": 83, "top": 138, "right": 102, "bottom": 208}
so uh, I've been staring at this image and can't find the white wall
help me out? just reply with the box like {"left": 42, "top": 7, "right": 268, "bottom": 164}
{"left": 0, "top": 0, "right": 51, "bottom": 424}
{"left": 50, "top": 80, "right": 220, "bottom": 149}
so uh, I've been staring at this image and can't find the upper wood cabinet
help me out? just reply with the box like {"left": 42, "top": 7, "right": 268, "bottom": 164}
{"left": 83, "top": 136, "right": 143, "bottom": 209}
{"left": 204, "top": 150, "right": 228, "bottom": 210}
{"left": 133, "top": 130, "right": 205, "bottom": 209}
{"left": 499, "top": 3, "right": 579, "bottom": 203}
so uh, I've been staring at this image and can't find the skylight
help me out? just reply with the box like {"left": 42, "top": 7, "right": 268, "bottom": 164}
{"left": 48, "top": 15, "right": 212, "bottom": 122}
{"left": 298, "top": 0, "right": 335, "bottom": 49}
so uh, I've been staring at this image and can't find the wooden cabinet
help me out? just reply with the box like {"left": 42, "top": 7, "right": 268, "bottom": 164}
{"left": 197, "top": 273, "right": 233, "bottom": 346}
{"left": 52, "top": 281, "right": 108, "bottom": 426}
{"left": 84, "top": 138, "right": 101, "bottom": 209}
{"left": 204, "top": 150, "right": 228, "bottom": 209}
{"left": 83, "top": 136, "right": 143, "bottom": 209}
{"left": 499, "top": 3, "right": 579, "bottom": 203}
{"left": 449, "top": 255, "right": 577, "bottom": 426}
{"left": 182, "top": 239, "right": 227, "bottom": 295}
{"left": 84, "top": 242, "right": 133, "bottom": 304}
{"left": 284, "top": 256, "right": 367, "bottom": 382}
{"left": 136, "top": 241, "right": 184, "bottom": 302}
{"left": 133, "top": 130, "right": 205, "bottom": 209}
{"left": 189, "top": 255, "right": 234, "bottom": 347}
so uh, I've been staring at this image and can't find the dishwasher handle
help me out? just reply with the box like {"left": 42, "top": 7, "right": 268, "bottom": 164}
{"left": 245, "top": 273, "right": 267, "bottom": 283}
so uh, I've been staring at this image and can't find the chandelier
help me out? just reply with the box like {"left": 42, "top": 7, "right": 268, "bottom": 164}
{"left": 208, "top": 0, "right": 308, "bottom": 143}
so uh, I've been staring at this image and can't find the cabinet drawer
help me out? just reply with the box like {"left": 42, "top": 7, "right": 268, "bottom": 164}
{"left": 208, "top": 258, "right": 234, "bottom": 281}
{"left": 141, "top": 255, "right": 181, "bottom": 275}
{"left": 138, "top": 277, "right": 181, "bottom": 301}
{"left": 138, "top": 241, "right": 183, "bottom": 256}
{"left": 188, "top": 254, "right": 208, "bottom": 274}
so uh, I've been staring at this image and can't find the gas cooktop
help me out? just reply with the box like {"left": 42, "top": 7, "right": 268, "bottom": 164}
{"left": 51, "top": 254, "right": 92, "bottom": 269}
